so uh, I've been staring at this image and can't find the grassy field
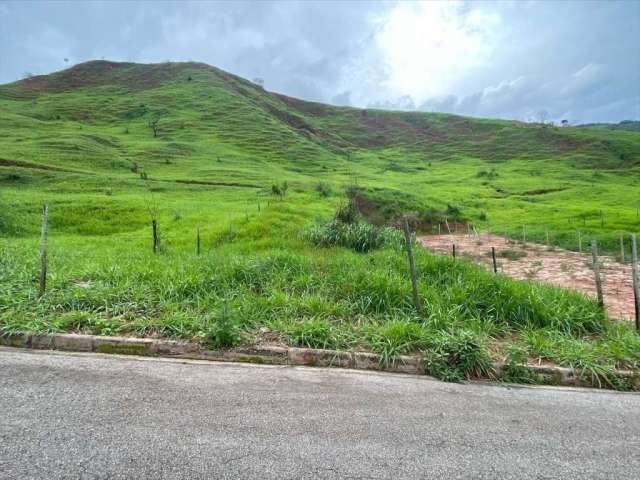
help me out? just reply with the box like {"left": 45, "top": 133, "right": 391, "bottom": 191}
{"left": 1, "top": 61, "right": 639, "bottom": 388}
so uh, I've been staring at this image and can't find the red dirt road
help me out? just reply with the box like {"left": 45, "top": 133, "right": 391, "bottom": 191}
{"left": 418, "top": 233, "right": 636, "bottom": 321}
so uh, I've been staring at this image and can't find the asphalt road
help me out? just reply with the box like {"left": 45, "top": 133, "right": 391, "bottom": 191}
{"left": 1, "top": 348, "right": 638, "bottom": 480}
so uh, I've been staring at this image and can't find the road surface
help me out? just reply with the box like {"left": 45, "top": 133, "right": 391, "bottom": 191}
{"left": 1, "top": 347, "right": 638, "bottom": 479}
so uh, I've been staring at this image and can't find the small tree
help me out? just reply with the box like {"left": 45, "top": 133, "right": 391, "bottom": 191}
{"left": 536, "top": 110, "right": 549, "bottom": 125}
{"left": 148, "top": 116, "right": 161, "bottom": 138}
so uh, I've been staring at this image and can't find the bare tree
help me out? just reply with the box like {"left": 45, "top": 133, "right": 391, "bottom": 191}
{"left": 536, "top": 110, "right": 549, "bottom": 125}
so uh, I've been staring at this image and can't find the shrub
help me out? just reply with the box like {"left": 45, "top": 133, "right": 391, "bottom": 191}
{"left": 476, "top": 168, "right": 499, "bottom": 179}
{"left": 423, "top": 330, "right": 491, "bottom": 382}
{"left": 315, "top": 182, "right": 331, "bottom": 198}
{"left": 334, "top": 200, "right": 360, "bottom": 224}
{"left": 304, "top": 219, "right": 402, "bottom": 253}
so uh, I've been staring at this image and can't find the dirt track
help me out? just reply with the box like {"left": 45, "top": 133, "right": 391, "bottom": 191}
{"left": 418, "top": 233, "right": 636, "bottom": 321}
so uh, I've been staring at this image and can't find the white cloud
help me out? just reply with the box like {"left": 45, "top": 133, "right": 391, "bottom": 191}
{"left": 0, "top": 0, "right": 637, "bottom": 123}
{"left": 375, "top": 1, "right": 501, "bottom": 101}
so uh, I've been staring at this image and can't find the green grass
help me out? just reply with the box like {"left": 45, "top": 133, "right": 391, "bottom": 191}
{"left": 1, "top": 60, "right": 639, "bottom": 389}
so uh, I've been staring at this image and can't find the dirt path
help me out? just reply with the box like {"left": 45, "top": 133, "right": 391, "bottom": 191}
{"left": 418, "top": 233, "right": 636, "bottom": 321}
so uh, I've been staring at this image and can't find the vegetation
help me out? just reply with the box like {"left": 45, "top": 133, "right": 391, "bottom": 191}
{"left": 0, "top": 60, "right": 639, "bottom": 389}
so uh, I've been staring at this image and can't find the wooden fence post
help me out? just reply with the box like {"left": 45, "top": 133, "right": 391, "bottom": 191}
{"left": 631, "top": 234, "right": 639, "bottom": 331}
{"left": 620, "top": 233, "right": 625, "bottom": 262}
{"left": 402, "top": 218, "right": 422, "bottom": 313}
{"left": 196, "top": 224, "right": 200, "bottom": 255}
{"left": 38, "top": 204, "right": 48, "bottom": 296}
{"left": 591, "top": 239, "right": 604, "bottom": 308}
{"left": 452, "top": 244, "right": 456, "bottom": 259}
{"left": 491, "top": 247, "right": 497, "bottom": 274}
{"left": 577, "top": 229, "right": 582, "bottom": 253}
{"left": 152, "top": 219, "right": 159, "bottom": 253}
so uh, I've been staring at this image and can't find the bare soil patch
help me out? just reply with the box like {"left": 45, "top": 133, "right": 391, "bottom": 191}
{"left": 418, "top": 233, "right": 636, "bottom": 321}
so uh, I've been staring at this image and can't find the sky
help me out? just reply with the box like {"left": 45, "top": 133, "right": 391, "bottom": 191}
{"left": 0, "top": 0, "right": 638, "bottom": 123}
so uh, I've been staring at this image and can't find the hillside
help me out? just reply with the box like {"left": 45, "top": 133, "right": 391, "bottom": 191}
{"left": 1, "top": 61, "right": 639, "bottom": 389}
{"left": 1, "top": 61, "right": 639, "bottom": 241}
{"left": 577, "top": 120, "right": 640, "bottom": 132}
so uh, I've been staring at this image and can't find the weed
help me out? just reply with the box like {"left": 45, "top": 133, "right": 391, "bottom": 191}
{"left": 201, "top": 301, "right": 241, "bottom": 349}
{"left": 286, "top": 318, "right": 343, "bottom": 350}
{"left": 499, "top": 344, "right": 540, "bottom": 384}
{"left": 423, "top": 330, "right": 492, "bottom": 382}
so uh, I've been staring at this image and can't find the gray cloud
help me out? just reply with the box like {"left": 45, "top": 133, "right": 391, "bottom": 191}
{"left": 0, "top": 0, "right": 637, "bottom": 123}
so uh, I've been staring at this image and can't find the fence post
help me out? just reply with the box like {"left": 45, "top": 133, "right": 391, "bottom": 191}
{"left": 545, "top": 230, "right": 549, "bottom": 247}
{"left": 196, "top": 224, "right": 200, "bottom": 255}
{"left": 577, "top": 229, "right": 582, "bottom": 253}
{"left": 152, "top": 219, "right": 159, "bottom": 253}
{"left": 445, "top": 218, "right": 451, "bottom": 234}
{"left": 38, "top": 204, "right": 48, "bottom": 296}
{"left": 591, "top": 239, "right": 604, "bottom": 308}
{"left": 631, "top": 234, "right": 639, "bottom": 331}
{"left": 402, "top": 218, "right": 422, "bottom": 313}
{"left": 452, "top": 244, "right": 456, "bottom": 259}
{"left": 491, "top": 247, "right": 497, "bottom": 274}
{"left": 620, "top": 233, "right": 625, "bottom": 262}
{"left": 522, "top": 224, "right": 526, "bottom": 243}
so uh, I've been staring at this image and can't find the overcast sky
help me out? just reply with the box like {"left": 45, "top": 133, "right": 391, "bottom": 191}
{"left": 1, "top": 0, "right": 638, "bottom": 123}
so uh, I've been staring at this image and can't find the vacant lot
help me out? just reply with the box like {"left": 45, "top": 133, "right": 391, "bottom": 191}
{"left": 419, "top": 233, "right": 636, "bottom": 320}
{"left": 1, "top": 61, "right": 639, "bottom": 389}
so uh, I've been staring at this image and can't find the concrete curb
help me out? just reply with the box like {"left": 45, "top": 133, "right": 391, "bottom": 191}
{"left": 1, "top": 332, "right": 638, "bottom": 390}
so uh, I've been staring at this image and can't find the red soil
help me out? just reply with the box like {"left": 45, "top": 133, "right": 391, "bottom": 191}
{"left": 418, "top": 233, "right": 636, "bottom": 321}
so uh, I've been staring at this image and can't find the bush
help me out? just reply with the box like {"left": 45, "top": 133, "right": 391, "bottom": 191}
{"left": 423, "top": 330, "right": 491, "bottom": 382}
{"left": 335, "top": 200, "right": 360, "bottom": 224}
{"left": 315, "top": 182, "right": 331, "bottom": 198}
{"left": 304, "top": 219, "right": 402, "bottom": 253}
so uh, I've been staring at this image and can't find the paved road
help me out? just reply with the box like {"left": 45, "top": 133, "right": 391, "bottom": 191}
{"left": 1, "top": 348, "right": 638, "bottom": 480}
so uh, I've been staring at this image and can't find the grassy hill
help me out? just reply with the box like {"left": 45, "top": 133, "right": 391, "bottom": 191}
{"left": 577, "top": 120, "right": 640, "bottom": 132}
{"left": 1, "top": 61, "right": 639, "bottom": 388}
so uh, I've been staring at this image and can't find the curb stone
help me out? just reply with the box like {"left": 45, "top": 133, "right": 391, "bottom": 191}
{"left": 1, "top": 332, "right": 637, "bottom": 390}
